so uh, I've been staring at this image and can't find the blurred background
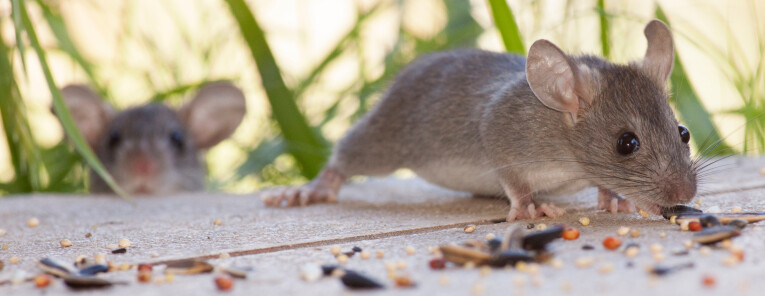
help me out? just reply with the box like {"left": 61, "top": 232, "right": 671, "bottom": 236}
{"left": 0, "top": 0, "right": 762, "bottom": 195}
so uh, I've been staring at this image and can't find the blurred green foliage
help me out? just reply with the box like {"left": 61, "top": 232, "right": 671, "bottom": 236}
{"left": 0, "top": 0, "right": 760, "bottom": 196}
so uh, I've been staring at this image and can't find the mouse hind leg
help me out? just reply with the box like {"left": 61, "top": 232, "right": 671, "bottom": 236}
{"left": 261, "top": 118, "right": 405, "bottom": 207}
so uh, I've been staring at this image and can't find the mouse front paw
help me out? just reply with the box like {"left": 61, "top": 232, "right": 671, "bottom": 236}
{"left": 506, "top": 202, "right": 565, "bottom": 221}
{"left": 597, "top": 188, "right": 636, "bottom": 213}
{"left": 260, "top": 168, "right": 345, "bottom": 207}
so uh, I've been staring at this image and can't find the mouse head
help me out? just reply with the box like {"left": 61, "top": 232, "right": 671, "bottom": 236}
{"left": 525, "top": 20, "right": 696, "bottom": 212}
{"left": 60, "top": 82, "right": 246, "bottom": 196}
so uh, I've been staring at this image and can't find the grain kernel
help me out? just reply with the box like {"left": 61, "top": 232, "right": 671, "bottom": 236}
{"left": 396, "top": 260, "right": 407, "bottom": 269}
{"left": 137, "top": 271, "right": 152, "bottom": 283}
{"left": 330, "top": 246, "right": 341, "bottom": 255}
{"left": 439, "top": 275, "right": 450, "bottom": 286}
{"left": 653, "top": 253, "right": 665, "bottom": 262}
{"left": 376, "top": 251, "right": 385, "bottom": 259}
{"left": 598, "top": 263, "right": 614, "bottom": 274}
{"left": 0, "top": 229, "right": 6, "bottom": 236}
{"left": 683, "top": 240, "right": 694, "bottom": 249}
{"left": 536, "top": 224, "right": 547, "bottom": 231}
{"left": 405, "top": 246, "right": 416, "bottom": 255}
{"left": 94, "top": 253, "right": 106, "bottom": 264}
{"left": 213, "top": 219, "right": 222, "bottom": 226}
{"left": 670, "top": 216, "right": 677, "bottom": 225}
{"left": 680, "top": 220, "right": 690, "bottom": 231}
{"left": 550, "top": 258, "right": 564, "bottom": 269}
{"left": 659, "top": 232, "right": 667, "bottom": 238}
{"left": 336, "top": 254, "right": 348, "bottom": 264}
{"left": 9, "top": 257, "right": 19, "bottom": 264}
{"left": 106, "top": 244, "right": 118, "bottom": 249}
{"left": 60, "top": 239, "right": 72, "bottom": 247}
{"left": 617, "top": 226, "right": 630, "bottom": 236}
{"left": 649, "top": 243, "right": 663, "bottom": 254}
{"left": 34, "top": 274, "right": 51, "bottom": 288}
{"left": 27, "top": 218, "right": 39, "bottom": 228}
{"left": 603, "top": 237, "right": 621, "bottom": 250}
{"left": 1, "top": 244, "right": 8, "bottom": 250}
{"left": 484, "top": 233, "right": 496, "bottom": 240}
{"left": 699, "top": 246, "right": 712, "bottom": 256}
{"left": 360, "top": 251, "right": 371, "bottom": 259}
{"left": 625, "top": 247, "right": 639, "bottom": 258}
{"left": 630, "top": 229, "right": 641, "bottom": 238}
{"left": 732, "top": 207, "right": 743, "bottom": 213}
{"left": 118, "top": 238, "right": 131, "bottom": 248}
{"left": 464, "top": 224, "right": 476, "bottom": 233}
{"left": 219, "top": 253, "right": 230, "bottom": 259}
{"left": 575, "top": 257, "right": 594, "bottom": 268}
{"left": 721, "top": 239, "right": 733, "bottom": 249}
{"left": 215, "top": 276, "right": 233, "bottom": 291}
{"left": 639, "top": 209, "right": 651, "bottom": 218}
{"left": 578, "top": 217, "right": 590, "bottom": 226}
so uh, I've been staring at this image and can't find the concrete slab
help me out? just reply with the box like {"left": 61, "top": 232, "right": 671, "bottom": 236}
{"left": 0, "top": 157, "right": 764, "bottom": 295}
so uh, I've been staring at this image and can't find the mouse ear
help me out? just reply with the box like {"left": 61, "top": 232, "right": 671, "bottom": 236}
{"left": 641, "top": 20, "right": 674, "bottom": 85}
{"left": 58, "top": 84, "right": 113, "bottom": 147}
{"left": 526, "top": 40, "right": 591, "bottom": 123}
{"left": 180, "top": 82, "right": 246, "bottom": 149}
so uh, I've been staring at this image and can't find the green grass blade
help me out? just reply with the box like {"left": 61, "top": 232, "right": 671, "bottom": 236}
{"left": 224, "top": 0, "right": 328, "bottom": 178}
{"left": 656, "top": 7, "right": 733, "bottom": 155}
{"left": 596, "top": 0, "right": 610, "bottom": 58}
{"left": 487, "top": 0, "right": 525, "bottom": 54}
{"left": 15, "top": 0, "right": 132, "bottom": 201}
{"left": 10, "top": 0, "right": 28, "bottom": 77}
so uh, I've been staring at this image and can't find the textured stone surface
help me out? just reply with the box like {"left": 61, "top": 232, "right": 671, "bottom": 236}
{"left": 0, "top": 157, "right": 764, "bottom": 295}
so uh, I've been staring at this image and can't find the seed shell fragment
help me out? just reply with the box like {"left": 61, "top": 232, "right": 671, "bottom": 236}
{"left": 340, "top": 270, "right": 384, "bottom": 290}
{"left": 164, "top": 260, "right": 214, "bottom": 275}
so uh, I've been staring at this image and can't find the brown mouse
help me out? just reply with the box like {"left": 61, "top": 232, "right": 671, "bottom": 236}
{"left": 261, "top": 20, "right": 697, "bottom": 221}
{"left": 58, "top": 82, "right": 246, "bottom": 195}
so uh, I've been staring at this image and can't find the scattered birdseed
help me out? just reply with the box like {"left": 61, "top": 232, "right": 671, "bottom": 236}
{"left": 598, "top": 263, "right": 614, "bottom": 274}
{"left": 732, "top": 207, "right": 743, "bottom": 213}
{"left": 703, "top": 275, "right": 716, "bottom": 287}
{"left": 485, "top": 233, "right": 496, "bottom": 240}
{"left": 85, "top": 233, "right": 92, "bottom": 238}
{"left": 630, "top": 229, "right": 641, "bottom": 238}
{"left": 683, "top": 240, "right": 694, "bottom": 249}
{"left": 219, "top": 253, "right": 230, "bottom": 259}
{"left": 536, "top": 224, "right": 547, "bottom": 231}
{"left": 617, "top": 226, "right": 630, "bottom": 236}
{"left": 659, "top": 232, "right": 667, "bottom": 238}
{"left": 653, "top": 253, "right": 665, "bottom": 262}
{"left": 464, "top": 224, "right": 476, "bottom": 233}
{"left": 670, "top": 216, "right": 677, "bottom": 224}
{"left": 582, "top": 244, "right": 595, "bottom": 250}
{"left": 394, "top": 275, "right": 415, "bottom": 287}
{"left": 138, "top": 271, "right": 152, "bottom": 283}
{"left": 336, "top": 254, "right": 349, "bottom": 264}
{"left": 138, "top": 264, "right": 153, "bottom": 272}
{"left": 439, "top": 275, "right": 450, "bottom": 286}
{"left": 1, "top": 244, "right": 8, "bottom": 250}
{"left": 299, "top": 264, "right": 322, "bottom": 282}
{"left": 112, "top": 248, "right": 127, "bottom": 254}
{"left": 602, "top": 237, "right": 621, "bottom": 250}
{"left": 27, "top": 218, "right": 40, "bottom": 228}
{"left": 562, "top": 227, "right": 580, "bottom": 240}
{"left": 577, "top": 217, "right": 591, "bottom": 227}
{"left": 550, "top": 258, "right": 564, "bottom": 270}
{"left": 722, "top": 256, "right": 739, "bottom": 266}
{"left": 526, "top": 223, "right": 535, "bottom": 229}
{"left": 429, "top": 258, "right": 447, "bottom": 270}
{"left": 688, "top": 221, "right": 702, "bottom": 232}
{"left": 625, "top": 247, "right": 639, "bottom": 258}
{"left": 9, "top": 257, "right": 19, "bottom": 264}
{"left": 330, "top": 246, "right": 342, "bottom": 255}
{"left": 575, "top": 257, "right": 594, "bottom": 268}
{"left": 214, "top": 219, "right": 222, "bottom": 226}
{"left": 721, "top": 239, "right": 733, "bottom": 249}
{"left": 376, "top": 251, "right": 385, "bottom": 259}
{"left": 731, "top": 247, "right": 744, "bottom": 261}
{"left": 639, "top": 209, "right": 651, "bottom": 218}
{"left": 396, "top": 260, "right": 407, "bottom": 269}
{"left": 360, "top": 251, "right": 371, "bottom": 260}
{"left": 405, "top": 246, "right": 416, "bottom": 255}
{"left": 94, "top": 254, "right": 106, "bottom": 264}
{"left": 680, "top": 221, "right": 690, "bottom": 231}
{"left": 118, "top": 238, "right": 131, "bottom": 248}
{"left": 120, "top": 263, "right": 131, "bottom": 270}
{"left": 649, "top": 244, "right": 664, "bottom": 254}
{"left": 60, "top": 239, "right": 72, "bottom": 248}
{"left": 34, "top": 274, "right": 51, "bottom": 288}
{"left": 165, "top": 273, "right": 175, "bottom": 283}
{"left": 215, "top": 276, "right": 233, "bottom": 291}
{"left": 106, "top": 244, "right": 118, "bottom": 249}
{"left": 352, "top": 246, "right": 362, "bottom": 253}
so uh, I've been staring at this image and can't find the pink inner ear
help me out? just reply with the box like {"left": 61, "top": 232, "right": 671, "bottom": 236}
{"left": 526, "top": 40, "right": 580, "bottom": 116}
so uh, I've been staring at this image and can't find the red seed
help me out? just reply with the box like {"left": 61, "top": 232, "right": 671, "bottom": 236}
{"left": 562, "top": 228, "right": 580, "bottom": 240}
{"left": 137, "top": 271, "right": 152, "bottom": 283}
{"left": 34, "top": 274, "right": 51, "bottom": 288}
{"left": 602, "top": 237, "right": 622, "bottom": 250}
{"left": 138, "top": 264, "right": 153, "bottom": 272}
{"left": 702, "top": 275, "right": 716, "bottom": 287}
{"left": 429, "top": 258, "right": 447, "bottom": 270}
{"left": 215, "top": 276, "right": 233, "bottom": 291}
{"left": 688, "top": 221, "right": 702, "bottom": 232}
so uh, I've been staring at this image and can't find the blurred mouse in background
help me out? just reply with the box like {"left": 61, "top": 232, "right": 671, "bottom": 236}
{"left": 56, "top": 82, "right": 246, "bottom": 195}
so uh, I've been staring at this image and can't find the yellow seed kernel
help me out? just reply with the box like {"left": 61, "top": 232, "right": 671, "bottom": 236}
{"left": 659, "top": 232, "right": 667, "bottom": 238}
{"left": 630, "top": 229, "right": 641, "bottom": 238}
{"left": 336, "top": 254, "right": 348, "bottom": 264}
{"left": 94, "top": 254, "right": 106, "bottom": 264}
{"left": 219, "top": 253, "right": 230, "bottom": 259}
{"left": 485, "top": 233, "right": 496, "bottom": 241}
{"left": 617, "top": 226, "right": 630, "bottom": 236}
{"left": 118, "top": 238, "right": 131, "bottom": 248}
{"left": 463, "top": 261, "right": 476, "bottom": 269}
{"left": 60, "top": 239, "right": 73, "bottom": 248}
{"left": 683, "top": 240, "right": 694, "bottom": 249}
{"left": 639, "top": 209, "right": 651, "bottom": 218}
{"left": 330, "top": 246, "right": 341, "bottom": 255}
{"left": 464, "top": 224, "right": 476, "bottom": 233}
{"left": 649, "top": 243, "right": 663, "bottom": 254}
{"left": 670, "top": 216, "right": 677, "bottom": 225}
{"left": 578, "top": 217, "right": 590, "bottom": 226}
{"left": 360, "top": 251, "right": 370, "bottom": 260}
{"left": 165, "top": 273, "right": 175, "bottom": 282}
{"left": 699, "top": 246, "right": 712, "bottom": 256}
{"left": 106, "top": 244, "right": 118, "bottom": 249}
{"left": 439, "top": 275, "right": 450, "bottom": 286}
{"left": 376, "top": 251, "right": 385, "bottom": 259}
{"left": 9, "top": 257, "right": 19, "bottom": 264}
{"left": 722, "top": 256, "right": 739, "bottom": 266}
{"left": 1, "top": 244, "right": 8, "bottom": 250}
{"left": 575, "top": 257, "right": 594, "bottom": 268}
{"left": 653, "top": 253, "right": 665, "bottom": 262}
{"left": 213, "top": 219, "right": 222, "bottom": 226}
{"left": 680, "top": 221, "right": 690, "bottom": 231}
{"left": 598, "top": 263, "right": 614, "bottom": 274}
{"left": 721, "top": 239, "right": 733, "bottom": 249}
{"left": 27, "top": 218, "right": 40, "bottom": 228}
{"left": 732, "top": 207, "right": 743, "bottom": 213}
{"left": 120, "top": 263, "right": 131, "bottom": 270}
{"left": 396, "top": 260, "right": 407, "bottom": 269}
{"left": 536, "top": 224, "right": 547, "bottom": 231}
{"left": 515, "top": 261, "right": 528, "bottom": 272}
{"left": 625, "top": 247, "right": 639, "bottom": 258}
{"left": 550, "top": 258, "right": 564, "bottom": 269}
{"left": 0, "top": 229, "right": 6, "bottom": 236}
{"left": 405, "top": 246, "right": 416, "bottom": 255}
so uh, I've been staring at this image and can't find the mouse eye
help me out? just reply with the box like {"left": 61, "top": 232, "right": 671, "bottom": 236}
{"left": 169, "top": 130, "right": 185, "bottom": 150}
{"left": 678, "top": 125, "right": 690, "bottom": 144}
{"left": 107, "top": 131, "right": 121, "bottom": 149}
{"left": 616, "top": 132, "right": 640, "bottom": 155}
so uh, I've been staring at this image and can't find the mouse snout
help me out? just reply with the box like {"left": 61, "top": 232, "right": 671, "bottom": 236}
{"left": 129, "top": 153, "right": 158, "bottom": 177}
{"left": 665, "top": 174, "right": 697, "bottom": 204}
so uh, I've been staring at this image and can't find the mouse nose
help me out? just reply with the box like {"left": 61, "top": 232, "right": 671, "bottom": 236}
{"left": 129, "top": 154, "right": 157, "bottom": 177}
